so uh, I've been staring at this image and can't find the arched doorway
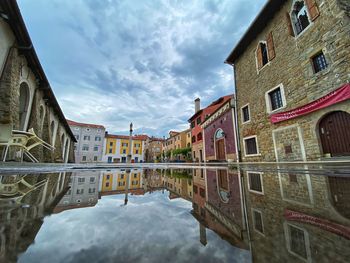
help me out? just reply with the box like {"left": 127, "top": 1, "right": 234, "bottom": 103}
{"left": 215, "top": 129, "right": 226, "bottom": 161}
{"left": 319, "top": 111, "right": 350, "bottom": 157}
{"left": 19, "top": 82, "right": 30, "bottom": 130}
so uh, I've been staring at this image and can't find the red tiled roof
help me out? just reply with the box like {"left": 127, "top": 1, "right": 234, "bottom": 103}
{"left": 67, "top": 119, "right": 105, "bottom": 129}
{"left": 106, "top": 134, "right": 149, "bottom": 141}
{"left": 188, "top": 95, "right": 233, "bottom": 122}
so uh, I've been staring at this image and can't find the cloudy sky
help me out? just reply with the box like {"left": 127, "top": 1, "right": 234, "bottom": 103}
{"left": 17, "top": 0, "right": 266, "bottom": 137}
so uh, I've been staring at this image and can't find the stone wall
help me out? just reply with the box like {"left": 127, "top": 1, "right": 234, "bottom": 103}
{"left": 234, "top": 0, "right": 350, "bottom": 162}
{"left": 243, "top": 170, "right": 350, "bottom": 262}
{"left": 0, "top": 18, "right": 74, "bottom": 163}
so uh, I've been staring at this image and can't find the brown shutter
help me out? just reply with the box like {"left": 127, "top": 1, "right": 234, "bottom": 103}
{"left": 286, "top": 12, "right": 294, "bottom": 37}
{"left": 267, "top": 32, "right": 275, "bottom": 61}
{"left": 305, "top": 0, "right": 320, "bottom": 21}
{"left": 256, "top": 44, "right": 263, "bottom": 69}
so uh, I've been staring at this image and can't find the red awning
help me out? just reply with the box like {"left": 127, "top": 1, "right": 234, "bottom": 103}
{"left": 270, "top": 84, "right": 350, "bottom": 123}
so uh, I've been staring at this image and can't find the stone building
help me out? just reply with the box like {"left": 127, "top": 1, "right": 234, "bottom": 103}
{"left": 0, "top": 1, "right": 75, "bottom": 163}
{"left": 67, "top": 120, "right": 105, "bottom": 163}
{"left": 0, "top": 172, "right": 70, "bottom": 262}
{"left": 242, "top": 169, "right": 350, "bottom": 262}
{"left": 144, "top": 136, "right": 163, "bottom": 162}
{"left": 202, "top": 95, "right": 237, "bottom": 162}
{"left": 225, "top": 0, "right": 350, "bottom": 162}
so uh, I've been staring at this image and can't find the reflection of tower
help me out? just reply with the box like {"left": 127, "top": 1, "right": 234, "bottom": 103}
{"left": 124, "top": 169, "right": 131, "bottom": 205}
{"left": 199, "top": 223, "right": 207, "bottom": 246}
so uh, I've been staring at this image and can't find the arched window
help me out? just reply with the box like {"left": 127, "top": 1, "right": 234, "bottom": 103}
{"left": 291, "top": 1, "right": 310, "bottom": 35}
{"left": 215, "top": 129, "right": 225, "bottom": 140}
{"left": 19, "top": 82, "right": 30, "bottom": 130}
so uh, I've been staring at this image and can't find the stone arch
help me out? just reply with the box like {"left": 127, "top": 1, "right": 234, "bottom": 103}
{"left": 19, "top": 82, "right": 30, "bottom": 130}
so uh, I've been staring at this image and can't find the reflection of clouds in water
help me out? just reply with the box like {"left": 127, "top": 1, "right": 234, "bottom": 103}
{"left": 18, "top": 191, "right": 250, "bottom": 263}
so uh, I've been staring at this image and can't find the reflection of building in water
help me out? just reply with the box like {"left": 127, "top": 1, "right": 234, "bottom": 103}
{"left": 243, "top": 170, "right": 350, "bottom": 262}
{"left": 192, "top": 168, "right": 249, "bottom": 249}
{"left": 143, "top": 169, "right": 163, "bottom": 193}
{"left": 0, "top": 173, "right": 70, "bottom": 263}
{"left": 99, "top": 169, "right": 145, "bottom": 196}
{"left": 54, "top": 171, "right": 101, "bottom": 212}
{"left": 162, "top": 169, "right": 193, "bottom": 201}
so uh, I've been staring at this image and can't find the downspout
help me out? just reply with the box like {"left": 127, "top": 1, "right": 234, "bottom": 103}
{"left": 232, "top": 64, "right": 242, "bottom": 163}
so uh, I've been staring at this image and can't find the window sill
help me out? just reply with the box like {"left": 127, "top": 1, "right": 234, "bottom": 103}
{"left": 242, "top": 120, "right": 251, "bottom": 125}
{"left": 245, "top": 153, "right": 261, "bottom": 157}
{"left": 248, "top": 189, "right": 264, "bottom": 195}
{"left": 267, "top": 105, "right": 287, "bottom": 115}
{"left": 257, "top": 61, "right": 271, "bottom": 74}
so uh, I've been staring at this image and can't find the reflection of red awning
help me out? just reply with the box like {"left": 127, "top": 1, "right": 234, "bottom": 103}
{"left": 271, "top": 84, "right": 350, "bottom": 123}
{"left": 284, "top": 209, "right": 350, "bottom": 240}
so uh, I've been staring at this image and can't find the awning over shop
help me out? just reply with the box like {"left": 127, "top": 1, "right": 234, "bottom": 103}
{"left": 270, "top": 84, "right": 350, "bottom": 123}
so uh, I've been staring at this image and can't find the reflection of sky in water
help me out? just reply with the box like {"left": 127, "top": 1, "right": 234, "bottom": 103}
{"left": 18, "top": 191, "right": 250, "bottom": 263}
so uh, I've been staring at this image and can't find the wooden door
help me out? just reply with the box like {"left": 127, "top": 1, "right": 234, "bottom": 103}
{"left": 328, "top": 176, "right": 350, "bottom": 219}
{"left": 216, "top": 139, "right": 226, "bottom": 160}
{"left": 319, "top": 111, "right": 350, "bottom": 156}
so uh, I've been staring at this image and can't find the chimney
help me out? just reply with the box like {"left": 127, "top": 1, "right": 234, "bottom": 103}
{"left": 195, "top": 98, "right": 200, "bottom": 113}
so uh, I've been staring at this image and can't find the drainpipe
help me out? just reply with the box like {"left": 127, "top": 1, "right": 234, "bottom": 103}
{"left": 232, "top": 64, "right": 242, "bottom": 163}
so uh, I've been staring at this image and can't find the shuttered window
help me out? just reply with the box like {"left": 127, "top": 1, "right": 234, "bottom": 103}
{"left": 248, "top": 172, "right": 263, "bottom": 193}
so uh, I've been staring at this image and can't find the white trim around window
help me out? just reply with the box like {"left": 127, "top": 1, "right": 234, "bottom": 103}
{"left": 252, "top": 208, "right": 265, "bottom": 236}
{"left": 247, "top": 171, "right": 264, "bottom": 195}
{"left": 265, "top": 83, "right": 287, "bottom": 114}
{"left": 284, "top": 222, "right": 311, "bottom": 262}
{"left": 243, "top": 135, "right": 260, "bottom": 157}
{"left": 241, "top": 103, "right": 251, "bottom": 124}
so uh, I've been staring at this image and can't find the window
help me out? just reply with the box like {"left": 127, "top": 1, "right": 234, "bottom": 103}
{"left": 248, "top": 172, "right": 264, "bottom": 194}
{"left": 197, "top": 132, "right": 202, "bottom": 141}
{"left": 86, "top": 128, "right": 90, "bottom": 132}
{"left": 97, "top": 129, "right": 101, "bottom": 133}
{"left": 244, "top": 136, "right": 259, "bottom": 156}
{"left": 78, "top": 177, "right": 85, "bottom": 183}
{"left": 107, "top": 157, "right": 112, "bottom": 163}
{"left": 268, "top": 87, "right": 283, "bottom": 111}
{"left": 73, "top": 144, "right": 77, "bottom": 151}
{"left": 242, "top": 105, "right": 250, "bottom": 123}
{"left": 191, "top": 121, "right": 195, "bottom": 128}
{"left": 120, "top": 174, "right": 124, "bottom": 179}
{"left": 134, "top": 173, "right": 138, "bottom": 178}
{"left": 94, "top": 146, "right": 98, "bottom": 151}
{"left": 95, "top": 136, "right": 101, "bottom": 141}
{"left": 196, "top": 117, "right": 201, "bottom": 125}
{"left": 90, "top": 177, "right": 95, "bottom": 183}
{"left": 215, "top": 129, "right": 224, "bottom": 139}
{"left": 260, "top": 42, "right": 268, "bottom": 66}
{"left": 109, "top": 148, "right": 113, "bottom": 153}
{"left": 123, "top": 149, "right": 126, "bottom": 154}
{"left": 106, "top": 182, "right": 110, "bottom": 187}
{"left": 94, "top": 156, "right": 98, "bottom": 161}
{"left": 74, "top": 135, "right": 79, "bottom": 140}
{"left": 252, "top": 209, "right": 264, "bottom": 234}
{"left": 285, "top": 223, "right": 310, "bottom": 261}
{"left": 76, "top": 188, "right": 84, "bottom": 194}
{"left": 266, "top": 85, "right": 286, "bottom": 113}
{"left": 187, "top": 133, "right": 190, "bottom": 138}
{"left": 82, "top": 145, "right": 89, "bottom": 151}
{"left": 83, "top": 135, "right": 90, "bottom": 141}
{"left": 122, "top": 143, "right": 128, "bottom": 147}
{"left": 291, "top": 1, "right": 310, "bottom": 35}
{"left": 110, "top": 142, "right": 113, "bottom": 146}
{"left": 82, "top": 156, "right": 87, "bottom": 161}
{"left": 136, "top": 150, "right": 139, "bottom": 154}
{"left": 88, "top": 188, "right": 96, "bottom": 193}
{"left": 106, "top": 174, "right": 110, "bottom": 179}
{"left": 312, "top": 51, "right": 328, "bottom": 73}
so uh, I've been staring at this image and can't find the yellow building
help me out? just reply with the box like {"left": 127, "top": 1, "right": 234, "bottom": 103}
{"left": 102, "top": 134, "right": 148, "bottom": 163}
